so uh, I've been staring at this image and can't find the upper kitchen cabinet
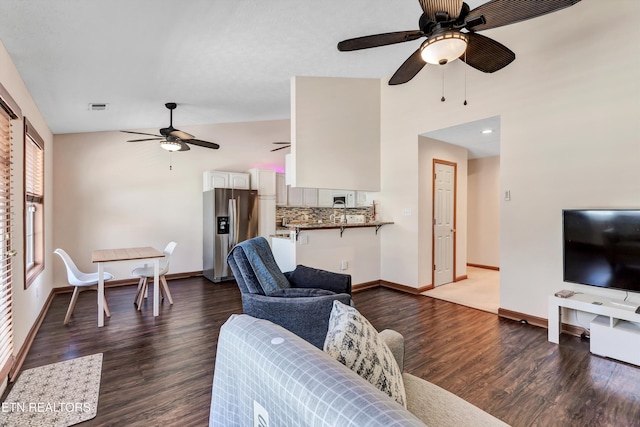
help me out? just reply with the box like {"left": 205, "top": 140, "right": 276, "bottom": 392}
{"left": 276, "top": 173, "right": 287, "bottom": 206}
{"left": 287, "top": 186, "right": 303, "bottom": 207}
{"left": 287, "top": 187, "right": 318, "bottom": 207}
{"left": 290, "top": 76, "right": 380, "bottom": 191}
{"left": 356, "top": 191, "right": 377, "bottom": 207}
{"left": 249, "top": 168, "right": 276, "bottom": 197}
{"left": 317, "top": 189, "right": 333, "bottom": 207}
{"left": 303, "top": 188, "right": 318, "bottom": 207}
{"left": 203, "top": 171, "right": 250, "bottom": 191}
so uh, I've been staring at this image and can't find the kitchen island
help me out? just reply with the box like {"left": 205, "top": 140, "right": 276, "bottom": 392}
{"left": 271, "top": 221, "right": 393, "bottom": 286}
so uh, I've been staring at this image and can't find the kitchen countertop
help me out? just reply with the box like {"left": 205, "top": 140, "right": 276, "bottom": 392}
{"left": 270, "top": 234, "right": 293, "bottom": 240}
{"left": 285, "top": 221, "right": 393, "bottom": 230}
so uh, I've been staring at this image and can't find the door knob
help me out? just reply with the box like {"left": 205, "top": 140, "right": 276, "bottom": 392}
{"left": 451, "top": 229, "right": 456, "bottom": 233}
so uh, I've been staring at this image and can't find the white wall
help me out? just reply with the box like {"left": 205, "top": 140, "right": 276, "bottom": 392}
{"left": 52, "top": 120, "right": 288, "bottom": 285}
{"left": 380, "top": 1, "right": 640, "bottom": 319}
{"left": 291, "top": 76, "right": 380, "bottom": 191}
{"left": 418, "top": 137, "right": 468, "bottom": 287}
{"left": 295, "top": 228, "right": 381, "bottom": 285}
{"left": 0, "top": 40, "right": 54, "bottom": 352}
{"left": 468, "top": 156, "right": 500, "bottom": 268}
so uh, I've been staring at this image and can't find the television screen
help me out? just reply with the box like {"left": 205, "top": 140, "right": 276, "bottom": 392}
{"left": 563, "top": 210, "right": 640, "bottom": 293}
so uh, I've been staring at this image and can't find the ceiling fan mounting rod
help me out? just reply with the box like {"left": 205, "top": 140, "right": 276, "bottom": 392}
{"left": 165, "top": 102, "right": 177, "bottom": 126}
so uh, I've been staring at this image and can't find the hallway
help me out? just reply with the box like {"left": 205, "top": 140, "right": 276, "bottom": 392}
{"left": 422, "top": 266, "right": 499, "bottom": 313}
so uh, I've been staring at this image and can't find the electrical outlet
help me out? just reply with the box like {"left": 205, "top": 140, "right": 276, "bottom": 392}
{"left": 402, "top": 208, "right": 412, "bottom": 216}
{"left": 340, "top": 260, "right": 348, "bottom": 271}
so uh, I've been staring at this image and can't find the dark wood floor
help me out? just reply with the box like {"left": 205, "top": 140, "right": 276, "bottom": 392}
{"left": 5, "top": 277, "right": 640, "bottom": 426}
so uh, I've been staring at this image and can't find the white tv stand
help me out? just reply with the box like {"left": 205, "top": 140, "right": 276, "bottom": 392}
{"left": 548, "top": 292, "right": 640, "bottom": 366}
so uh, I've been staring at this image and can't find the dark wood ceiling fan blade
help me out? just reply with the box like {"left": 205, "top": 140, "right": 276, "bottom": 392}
{"left": 418, "top": 0, "right": 463, "bottom": 20}
{"left": 465, "top": 0, "right": 582, "bottom": 32}
{"left": 271, "top": 145, "right": 291, "bottom": 152}
{"left": 184, "top": 139, "right": 220, "bottom": 150}
{"left": 460, "top": 32, "right": 515, "bottom": 73}
{"left": 338, "top": 31, "right": 424, "bottom": 51}
{"left": 168, "top": 129, "right": 195, "bottom": 140}
{"left": 273, "top": 142, "right": 290, "bottom": 145}
{"left": 127, "top": 137, "right": 163, "bottom": 142}
{"left": 121, "top": 130, "right": 162, "bottom": 137}
{"left": 388, "top": 47, "right": 427, "bottom": 85}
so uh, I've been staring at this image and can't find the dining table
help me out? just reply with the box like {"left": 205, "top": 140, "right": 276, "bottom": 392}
{"left": 91, "top": 246, "right": 165, "bottom": 327}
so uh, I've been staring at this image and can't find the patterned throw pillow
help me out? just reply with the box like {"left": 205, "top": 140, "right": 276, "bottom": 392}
{"left": 323, "top": 300, "right": 407, "bottom": 407}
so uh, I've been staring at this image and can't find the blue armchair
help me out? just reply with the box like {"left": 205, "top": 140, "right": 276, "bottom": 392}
{"left": 226, "top": 237, "right": 352, "bottom": 349}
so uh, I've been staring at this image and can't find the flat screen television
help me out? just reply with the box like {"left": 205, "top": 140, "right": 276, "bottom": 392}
{"left": 563, "top": 209, "right": 640, "bottom": 293}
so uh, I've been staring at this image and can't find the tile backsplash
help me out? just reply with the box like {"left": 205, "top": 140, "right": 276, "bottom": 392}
{"left": 276, "top": 206, "right": 374, "bottom": 226}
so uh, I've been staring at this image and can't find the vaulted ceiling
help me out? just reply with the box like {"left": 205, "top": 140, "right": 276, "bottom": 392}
{"left": 0, "top": 0, "right": 487, "bottom": 135}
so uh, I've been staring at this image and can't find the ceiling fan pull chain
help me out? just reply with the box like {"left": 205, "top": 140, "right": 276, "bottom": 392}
{"left": 463, "top": 50, "right": 468, "bottom": 106}
{"left": 169, "top": 152, "right": 173, "bottom": 171}
{"left": 441, "top": 67, "right": 445, "bottom": 102}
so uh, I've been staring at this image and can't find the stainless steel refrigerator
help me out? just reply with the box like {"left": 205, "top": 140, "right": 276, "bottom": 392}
{"left": 203, "top": 188, "right": 259, "bottom": 282}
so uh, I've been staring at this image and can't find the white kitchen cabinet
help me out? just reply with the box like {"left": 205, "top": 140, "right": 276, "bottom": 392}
{"left": 203, "top": 171, "right": 250, "bottom": 191}
{"left": 229, "top": 173, "right": 250, "bottom": 189}
{"left": 276, "top": 173, "right": 287, "bottom": 206}
{"left": 356, "top": 191, "right": 375, "bottom": 207}
{"left": 249, "top": 168, "right": 276, "bottom": 197}
{"left": 303, "top": 188, "right": 318, "bottom": 207}
{"left": 318, "top": 189, "right": 333, "bottom": 207}
{"left": 288, "top": 186, "right": 304, "bottom": 206}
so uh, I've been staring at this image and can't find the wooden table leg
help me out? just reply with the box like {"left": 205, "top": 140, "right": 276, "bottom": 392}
{"left": 153, "top": 258, "right": 160, "bottom": 317}
{"left": 98, "top": 262, "right": 104, "bottom": 327}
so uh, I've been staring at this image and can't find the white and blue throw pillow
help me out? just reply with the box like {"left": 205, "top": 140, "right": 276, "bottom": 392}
{"left": 323, "top": 300, "right": 407, "bottom": 407}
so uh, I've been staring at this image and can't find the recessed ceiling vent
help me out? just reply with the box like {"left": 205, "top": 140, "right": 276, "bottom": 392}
{"left": 88, "top": 103, "right": 108, "bottom": 111}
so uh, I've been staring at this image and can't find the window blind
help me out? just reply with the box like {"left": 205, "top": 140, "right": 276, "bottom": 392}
{"left": 25, "top": 119, "right": 43, "bottom": 204}
{"left": 0, "top": 103, "right": 15, "bottom": 381}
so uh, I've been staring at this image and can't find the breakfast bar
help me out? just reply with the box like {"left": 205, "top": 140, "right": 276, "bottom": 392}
{"left": 286, "top": 221, "right": 393, "bottom": 240}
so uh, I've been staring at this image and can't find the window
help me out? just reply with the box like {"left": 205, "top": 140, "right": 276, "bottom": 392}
{"left": 0, "top": 81, "right": 19, "bottom": 382}
{"left": 24, "top": 118, "right": 44, "bottom": 286}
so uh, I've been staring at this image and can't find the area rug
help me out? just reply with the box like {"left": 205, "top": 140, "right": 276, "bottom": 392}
{"left": 0, "top": 353, "right": 102, "bottom": 427}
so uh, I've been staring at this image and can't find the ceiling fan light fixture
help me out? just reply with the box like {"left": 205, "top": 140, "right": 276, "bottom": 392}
{"left": 420, "top": 31, "right": 468, "bottom": 65}
{"left": 160, "top": 139, "right": 182, "bottom": 152}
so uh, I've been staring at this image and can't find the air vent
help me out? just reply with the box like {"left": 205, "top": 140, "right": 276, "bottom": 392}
{"left": 88, "top": 103, "right": 109, "bottom": 111}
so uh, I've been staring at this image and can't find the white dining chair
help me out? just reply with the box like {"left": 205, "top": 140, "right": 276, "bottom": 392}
{"left": 132, "top": 241, "right": 177, "bottom": 310}
{"left": 54, "top": 248, "right": 114, "bottom": 325}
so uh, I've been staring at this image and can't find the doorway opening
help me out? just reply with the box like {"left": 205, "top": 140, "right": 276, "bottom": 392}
{"left": 420, "top": 116, "right": 501, "bottom": 312}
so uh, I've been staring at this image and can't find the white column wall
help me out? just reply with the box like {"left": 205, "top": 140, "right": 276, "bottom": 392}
{"left": 291, "top": 76, "right": 380, "bottom": 191}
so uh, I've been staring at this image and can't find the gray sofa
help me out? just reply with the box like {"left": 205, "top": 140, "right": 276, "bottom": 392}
{"left": 209, "top": 314, "right": 510, "bottom": 427}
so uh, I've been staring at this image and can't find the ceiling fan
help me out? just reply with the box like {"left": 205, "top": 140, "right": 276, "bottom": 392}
{"left": 121, "top": 103, "right": 220, "bottom": 151}
{"left": 337, "top": 0, "right": 583, "bottom": 85}
{"left": 271, "top": 142, "right": 291, "bottom": 152}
